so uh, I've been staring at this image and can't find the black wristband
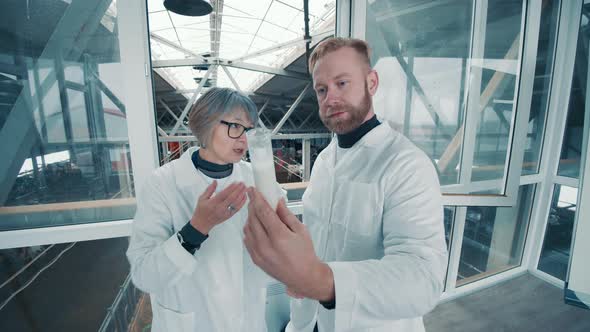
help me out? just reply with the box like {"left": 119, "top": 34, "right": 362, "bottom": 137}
{"left": 177, "top": 232, "right": 197, "bottom": 255}
{"left": 319, "top": 296, "right": 336, "bottom": 310}
{"left": 177, "top": 221, "right": 209, "bottom": 254}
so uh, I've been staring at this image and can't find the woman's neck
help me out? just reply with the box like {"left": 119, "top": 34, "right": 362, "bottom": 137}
{"left": 192, "top": 149, "right": 233, "bottom": 179}
{"left": 198, "top": 148, "right": 227, "bottom": 165}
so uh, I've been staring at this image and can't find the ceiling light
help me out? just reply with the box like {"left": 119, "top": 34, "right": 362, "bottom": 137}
{"left": 164, "top": 0, "right": 213, "bottom": 16}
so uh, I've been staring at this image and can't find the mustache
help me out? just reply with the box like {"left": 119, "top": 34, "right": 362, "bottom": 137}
{"left": 327, "top": 104, "right": 349, "bottom": 114}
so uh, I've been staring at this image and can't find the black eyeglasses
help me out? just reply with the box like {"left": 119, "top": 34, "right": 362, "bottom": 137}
{"left": 220, "top": 120, "right": 254, "bottom": 138}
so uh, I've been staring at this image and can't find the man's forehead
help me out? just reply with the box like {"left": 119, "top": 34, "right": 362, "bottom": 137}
{"left": 312, "top": 62, "right": 363, "bottom": 82}
{"left": 312, "top": 48, "right": 368, "bottom": 79}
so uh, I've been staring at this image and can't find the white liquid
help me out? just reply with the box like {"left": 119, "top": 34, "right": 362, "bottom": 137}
{"left": 252, "top": 159, "right": 280, "bottom": 210}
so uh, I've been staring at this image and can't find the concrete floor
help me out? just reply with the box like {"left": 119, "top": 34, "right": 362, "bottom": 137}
{"left": 0, "top": 238, "right": 130, "bottom": 331}
{"left": 131, "top": 273, "right": 590, "bottom": 332}
{"left": 424, "top": 273, "right": 590, "bottom": 332}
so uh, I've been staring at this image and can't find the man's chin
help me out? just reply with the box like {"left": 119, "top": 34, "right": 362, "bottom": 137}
{"left": 325, "top": 120, "right": 358, "bottom": 135}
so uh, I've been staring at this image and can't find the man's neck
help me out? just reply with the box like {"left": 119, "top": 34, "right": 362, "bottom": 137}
{"left": 336, "top": 114, "right": 381, "bottom": 148}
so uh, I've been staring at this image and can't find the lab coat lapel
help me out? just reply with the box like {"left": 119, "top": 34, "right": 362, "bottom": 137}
{"left": 174, "top": 147, "right": 210, "bottom": 197}
{"left": 333, "top": 122, "right": 390, "bottom": 173}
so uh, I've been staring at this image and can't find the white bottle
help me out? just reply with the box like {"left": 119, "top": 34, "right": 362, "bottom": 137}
{"left": 246, "top": 128, "right": 281, "bottom": 210}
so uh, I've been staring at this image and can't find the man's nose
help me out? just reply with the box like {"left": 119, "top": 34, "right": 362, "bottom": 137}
{"left": 325, "top": 88, "right": 341, "bottom": 106}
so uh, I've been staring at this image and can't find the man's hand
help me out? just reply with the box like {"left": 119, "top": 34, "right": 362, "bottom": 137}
{"left": 243, "top": 188, "right": 335, "bottom": 302}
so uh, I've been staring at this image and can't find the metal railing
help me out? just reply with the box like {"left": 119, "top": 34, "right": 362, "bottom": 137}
{"left": 161, "top": 140, "right": 193, "bottom": 165}
{"left": 98, "top": 274, "right": 142, "bottom": 332}
{"left": 273, "top": 155, "right": 303, "bottom": 180}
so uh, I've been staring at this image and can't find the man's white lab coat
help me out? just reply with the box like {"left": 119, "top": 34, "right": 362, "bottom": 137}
{"left": 127, "top": 147, "right": 268, "bottom": 332}
{"left": 288, "top": 122, "right": 448, "bottom": 332}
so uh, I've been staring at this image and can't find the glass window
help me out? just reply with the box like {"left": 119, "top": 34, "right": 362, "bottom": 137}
{"left": 0, "top": 238, "right": 137, "bottom": 331}
{"left": 367, "top": 0, "right": 473, "bottom": 187}
{"left": 558, "top": 3, "right": 589, "bottom": 179}
{"left": 456, "top": 185, "right": 535, "bottom": 286}
{"left": 522, "top": 0, "right": 561, "bottom": 176}
{"left": 469, "top": 1, "right": 524, "bottom": 186}
{"left": 0, "top": 1, "right": 135, "bottom": 231}
{"left": 444, "top": 206, "right": 456, "bottom": 250}
{"left": 538, "top": 185, "right": 578, "bottom": 280}
{"left": 367, "top": 0, "right": 526, "bottom": 195}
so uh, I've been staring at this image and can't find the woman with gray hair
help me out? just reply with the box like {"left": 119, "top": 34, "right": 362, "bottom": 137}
{"left": 127, "top": 87, "right": 275, "bottom": 332}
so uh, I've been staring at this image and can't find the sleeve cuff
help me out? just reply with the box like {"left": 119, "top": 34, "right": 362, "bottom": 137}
{"left": 327, "top": 261, "right": 357, "bottom": 330}
{"left": 162, "top": 234, "right": 198, "bottom": 276}
{"left": 319, "top": 296, "right": 336, "bottom": 310}
{"left": 285, "top": 319, "right": 316, "bottom": 332}
{"left": 180, "top": 221, "right": 208, "bottom": 247}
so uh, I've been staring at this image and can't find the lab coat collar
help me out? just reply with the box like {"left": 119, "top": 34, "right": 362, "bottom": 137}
{"left": 175, "top": 147, "right": 243, "bottom": 191}
{"left": 175, "top": 146, "right": 204, "bottom": 189}
{"left": 333, "top": 121, "right": 395, "bottom": 150}
{"left": 329, "top": 121, "right": 397, "bottom": 168}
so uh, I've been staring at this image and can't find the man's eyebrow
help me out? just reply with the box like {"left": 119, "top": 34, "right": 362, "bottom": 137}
{"left": 334, "top": 73, "right": 352, "bottom": 80}
{"left": 314, "top": 73, "right": 352, "bottom": 88}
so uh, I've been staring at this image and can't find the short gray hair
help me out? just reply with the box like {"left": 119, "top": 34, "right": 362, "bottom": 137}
{"left": 188, "top": 87, "right": 258, "bottom": 147}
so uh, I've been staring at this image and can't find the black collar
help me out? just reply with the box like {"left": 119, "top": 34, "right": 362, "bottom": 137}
{"left": 336, "top": 115, "right": 381, "bottom": 148}
{"left": 192, "top": 150, "right": 233, "bottom": 179}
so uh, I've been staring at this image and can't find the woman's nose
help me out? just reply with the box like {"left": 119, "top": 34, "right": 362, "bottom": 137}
{"left": 238, "top": 133, "right": 247, "bottom": 143}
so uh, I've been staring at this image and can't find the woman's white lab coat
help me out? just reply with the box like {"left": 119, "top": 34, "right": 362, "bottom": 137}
{"left": 127, "top": 147, "right": 268, "bottom": 332}
{"left": 287, "top": 122, "right": 448, "bottom": 332}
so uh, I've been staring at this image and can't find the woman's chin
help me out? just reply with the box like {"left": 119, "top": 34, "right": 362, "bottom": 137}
{"left": 226, "top": 155, "right": 243, "bottom": 164}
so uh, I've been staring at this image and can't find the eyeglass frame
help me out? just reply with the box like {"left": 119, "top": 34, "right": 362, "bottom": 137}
{"left": 220, "top": 120, "right": 254, "bottom": 139}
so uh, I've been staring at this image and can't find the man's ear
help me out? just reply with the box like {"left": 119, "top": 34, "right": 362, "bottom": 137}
{"left": 367, "top": 69, "right": 379, "bottom": 96}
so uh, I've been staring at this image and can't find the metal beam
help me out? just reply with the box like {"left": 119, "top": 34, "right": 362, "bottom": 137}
{"left": 158, "top": 132, "right": 331, "bottom": 142}
{"left": 157, "top": 110, "right": 167, "bottom": 123}
{"left": 272, "top": 83, "right": 311, "bottom": 135}
{"left": 279, "top": 107, "right": 298, "bottom": 128}
{"left": 84, "top": 54, "right": 111, "bottom": 196}
{"left": 152, "top": 58, "right": 310, "bottom": 80}
{"left": 395, "top": 53, "right": 452, "bottom": 139}
{"left": 225, "top": 61, "right": 310, "bottom": 80}
{"left": 159, "top": 99, "right": 189, "bottom": 132}
{"left": 55, "top": 52, "right": 76, "bottom": 163}
{"left": 32, "top": 60, "right": 48, "bottom": 142}
{"left": 260, "top": 112, "right": 273, "bottom": 127}
{"left": 149, "top": 32, "right": 206, "bottom": 60}
{"left": 157, "top": 126, "right": 168, "bottom": 137}
{"left": 256, "top": 98, "right": 270, "bottom": 128}
{"left": 171, "top": 65, "right": 215, "bottom": 135}
{"left": 93, "top": 72, "right": 126, "bottom": 114}
{"left": 65, "top": 80, "right": 86, "bottom": 92}
{"left": 66, "top": 0, "right": 112, "bottom": 61}
{"left": 0, "top": 62, "right": 25, "bottom": 76}
{"left": 159, "top": 89, "right": 316, "bottom": 107}
{"left": 221, "top": 65, "right": 241, "bottom": 92}
{"left": 258, "top": 98, "right": 270, "bottom": 115}
{"left": 230, "top": 31, "right": 334, "bottom": 62}
{"left": 375, "top": 0, "right": 455, "bottom": 21}
{"left": 231, "top": 35, "right": 310, "bottom": 63}
{"left": 302, "top": 138, "right": 311, "bottom": 181}
{"left": 403, "top": 57, "right": 414, "bottom": 137}
{"left": 297, "top": 111, "right": 315, "bottom": 129}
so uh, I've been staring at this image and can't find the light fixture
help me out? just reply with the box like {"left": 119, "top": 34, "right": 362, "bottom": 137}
{"left": 164, "top": 0, "right": 213, "bottom": 16}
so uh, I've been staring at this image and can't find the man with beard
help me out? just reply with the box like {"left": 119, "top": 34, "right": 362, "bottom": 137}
{"left": 243, "top": 38, "right": 448, "bottom": 332}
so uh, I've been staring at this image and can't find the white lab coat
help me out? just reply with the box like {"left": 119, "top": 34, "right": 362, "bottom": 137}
{"left": 127, "top": 147, "right": 269, "bottom": 332}
{"left": 287, "top": 122, "right": 448, "bottom": 332}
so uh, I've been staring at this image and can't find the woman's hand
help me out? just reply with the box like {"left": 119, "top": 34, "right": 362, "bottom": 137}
{"left": 190, "top": 181, "right": 248, "bottom": 234}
